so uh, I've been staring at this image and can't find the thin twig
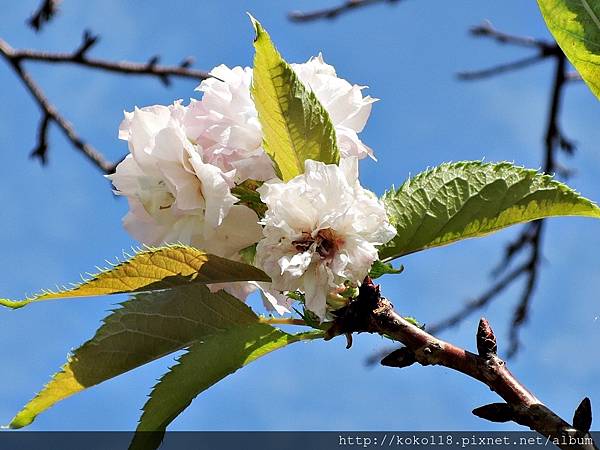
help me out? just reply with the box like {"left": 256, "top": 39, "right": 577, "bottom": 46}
{"left": 427, "top": 261, "right": 531, "bottom": 335}
{"left": 289, "top": 0, "right": 401, "bottom": 22}
{"left": 469, "top": 20, "right": 556, "bottom": 51}
{"left": 332, "top": 279, "right": 597, "bottom": 450}
{"left": 5, "top": 32, "right": 211, "bottom": 86}
{"left": 457, "top": 21, "right": 560, "bottom": 81}
{"left": 430, "top": 31, "right": 574, "bottom": 358}
{"left": 0, "top": 38, "right": 115, "bottom": 173}
{"left": 28, "top": 0, "right": 61, "bottom": 32}
{"left": 503, "top": 51, "right": 570, "bottom": 357}
{"left": 0, "top": 33, "right": 212, "bottom": 173}
{"left": 30, "top": 113, "right": 51, "bottom": 165}
{"left": 457, "top": 54, "right": 547, "bottom": 81}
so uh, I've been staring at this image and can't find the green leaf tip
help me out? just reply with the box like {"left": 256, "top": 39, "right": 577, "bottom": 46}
{"left": 537, "top": 0, "right": 600, "bottom": 99}
{"left": 0, "top": 244, "right": 269, "bottom": 310}
{"left": 247, "top": 12, "right": 261, "bottom": 39}
{"left": 380, "top": 161, "right": 600, "bottom": 261}
{"left": 250, "top": 12, "right": 339, "bottom": 181}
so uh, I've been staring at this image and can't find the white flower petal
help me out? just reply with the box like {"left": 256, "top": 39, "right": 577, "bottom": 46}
{"left": 255, "top": 159, "right": 396, "bottom": 320}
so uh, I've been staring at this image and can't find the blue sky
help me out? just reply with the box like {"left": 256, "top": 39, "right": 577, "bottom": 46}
{"left": 1, "top": 0, "right": 600, "bottom": 432}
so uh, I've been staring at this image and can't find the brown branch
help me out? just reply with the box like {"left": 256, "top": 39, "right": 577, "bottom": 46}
{"left": 289, "top": 0, "right": 401, "bottom": 22}
{"left": 332, "top": 279, "right": 597, "bottom": 450}
{"left": 0, "top": 32, "right": 212, "bottom": 173}
{"left": 28, "top": 0, "right": 61, "bottom": 32}
{"left": 5, "top": 32, "right": 212, "bottom": 85}
{"left": 469, "top": 20, "right": 556, "bottom": 51}
{"left": 30, "top": 113, "right": 51, "bottom": 165}
{"left": 0, "top": 38, "right": 115, "bottom": 174}
{"left": 457, "top": 54, "right": 547, "bottom": 81}
{"left": 457, "top": 21, "right": 560, "bottom": 81}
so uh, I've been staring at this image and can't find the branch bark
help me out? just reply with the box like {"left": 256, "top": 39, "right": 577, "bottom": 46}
{"left": 0, "top": 35, "right": 212, "bottom": 173}
{"left": 289, "top": 0, "right": 401, "bottom": 22}
{"left": 330, "top": 278, "right": 597, "bottom": 450}
{"left": 0, "top": 38, "right": 115, "bottom": 173}
{"left": 3, "top": 37, "right": 211, "bottom": 85}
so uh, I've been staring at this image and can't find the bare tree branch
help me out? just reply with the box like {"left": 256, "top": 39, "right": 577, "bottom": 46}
{"left": 457, "top": 54, "right": 547, "bottom": 81}
{"left": 457, "top": 21, "right": 560, "bottom": 81}
{"left": 30, "top": 112, "right": 51, "bottom": 165}
{"left": 333, "top": 279, "right": 597, "bottom": 450}
{"left": 469, "top": 20, "right": 556, "bottom": 51}
{"left": 429, "top": 28, "right": 574, "bottom": 358}
{"left": 28, "top": 0, "right": 61, "bottom": 32}
{"left": 0, "top": 32, "right": 212, "bottom": 173}
{"left": 0, "top": 38, "right": 115, "bottom": 173}
{"left": 289, "top": 0, "right": 402, "bottom": 22}
{"left": 5, "top": 31, "right": 212, "bottom": 85}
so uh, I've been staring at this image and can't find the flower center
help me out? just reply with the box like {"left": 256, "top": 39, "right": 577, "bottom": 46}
{"left": 140, "top": 179, "right": 176, "bottom": 214}
{"left": 292, "top": 228, "right": 344, "bottom": 260}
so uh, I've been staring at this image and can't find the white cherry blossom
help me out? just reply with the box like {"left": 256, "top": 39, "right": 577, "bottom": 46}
{"left": 255, "top": 158, "right": 396, "bottom": 319}
{"left": 292, "top": 54, "right": 377, "bottom": 160}
{"left": 184, "top": 65, "right": 276, "bottom": 183}
{"left": 184, "top": 55, "right": 376, "bottom": 185}
{"left": 109, "top": 101, "right": 261, "bottom": 258}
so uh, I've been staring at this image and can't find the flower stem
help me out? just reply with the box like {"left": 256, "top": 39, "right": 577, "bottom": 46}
{"left": 258, "top": 317, "right": 307, "bottom": 326}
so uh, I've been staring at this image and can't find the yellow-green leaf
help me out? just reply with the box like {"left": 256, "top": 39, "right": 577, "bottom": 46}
{"left": 0, "top": 245, "right": 269, "bottom": 309}
{"left": 380, "top": 161, "right": 600, "bottom": 260}
{"left": 537, "top": 0, "right": 600, "bottom": 99}
{"left": 250, "top": 15, "right": 339, "bottom": 181}
{"left": 130, "top": 326, "right": 323, "bottom": 450}
{"left": 8, "top": 284, "right": 262, "bottom": 429}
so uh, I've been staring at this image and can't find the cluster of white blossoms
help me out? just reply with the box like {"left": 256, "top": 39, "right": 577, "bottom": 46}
{"left": 110, "top": 54, "right": 395, "bottom": 320}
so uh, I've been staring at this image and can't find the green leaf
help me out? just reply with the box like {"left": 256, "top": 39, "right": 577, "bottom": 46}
{"left": 231, "top": 179, "right": 267, "bottom": 218}
{"left": 368, "top": 260, "right": 404, "bottom": 279}
{"left": 250, "top": 15, "right": 339, "bottom": 181}
{"left": 238, "top": 243, "right": 257, "bottom": 265}
{"left": 380, "top": 161, "right": 600, "bottom": 261}
{"left": 7, "top": 284, "right": 262, "bottom": 429}
{"left": 537, "top": 0, "right": 600, "bottom": 99}
{"left": 130, "top": 326, "right": 323, "bottom": 450}
{"left": 0, "top": 245, "right": 269, "bottom": 309}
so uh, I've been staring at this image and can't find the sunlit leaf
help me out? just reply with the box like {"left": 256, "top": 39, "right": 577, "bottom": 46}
{"left": 380, "top": 161, "right": 600, "bottom": 260}
{"left": 537, "top": 0, "right": 600, "bottom": 99}
{"left": 130, "top": 326, "right": 323, "bottom": 450}
{"left": 7, "top": 285, "right": 264, "bottom": 428}
{"left": 250, "top": 15, "right": 339, "bottom": 181}
{"left": 0, "top": 245, "right": 269, "bottom": 309}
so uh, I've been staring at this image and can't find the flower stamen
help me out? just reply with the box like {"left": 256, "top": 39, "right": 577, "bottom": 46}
{"left": 292, "top": 228, "right": 344, "bottom": 261}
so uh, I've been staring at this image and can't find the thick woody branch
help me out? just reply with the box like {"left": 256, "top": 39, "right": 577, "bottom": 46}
{"left": 289, "top": 0, "right": 401, "bottom": 22}
{"left": 331, "top": 279, "right": 597, "bottom": 450}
